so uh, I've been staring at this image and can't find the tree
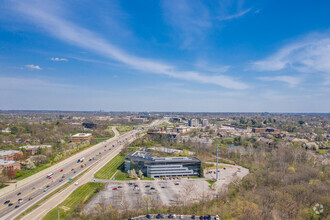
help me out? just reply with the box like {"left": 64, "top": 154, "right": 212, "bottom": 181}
{"left": 7, "top": 169, "right": 16, "bottom": 179}
{"left": 138, "top": 170, "right": 143, "bottom": 178}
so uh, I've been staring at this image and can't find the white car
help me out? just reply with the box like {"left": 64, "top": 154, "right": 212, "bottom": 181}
{"left": 172, "top": 214, "right": 176, "bottom": 218}
{"left": 75, "top": 182, "right": 79, "bottom": 185}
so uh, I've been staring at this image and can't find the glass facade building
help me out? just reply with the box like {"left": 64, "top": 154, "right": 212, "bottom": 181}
{"left": 125, "top": 151, "right": 201, "bottom": 178}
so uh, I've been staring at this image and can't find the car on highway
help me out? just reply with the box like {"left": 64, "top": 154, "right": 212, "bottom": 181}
{"left": 118, "top": 185, "right": 123, "bottom": 188}
{"left": 44, "top": 189, "right": 48, "bottom": 192}
{"left": 71, "top": 168, "right": 74, "bottom": 171}
{"left": 75, "top": 182, "right": 79, "bottom": 185}
{"left": 145, "top": 185, "right": 150, "bottom": 188}
{"left": 32, "top": 187, "right": 35, "bottom": 190}
{"left": 150, "top": 187, "right": 155, "bottom": 190}
{"left": 17, "top": 192, "right": 21, "bottom": 196}
{"left": 60, "top": 169, "right": 63, "bottom": 172}
{"left": 59, "top": 179, "right": 63, "bottom": 182}
{"left": 74, "top": 171, "right": 76, "bottom": 173}
{"left": 4, "top": 200, "right": 10, "bottom": 204}
{"left": 18, "top": 199, "right": 23, "bottom": 203}
{"left": 112, "top": 188, "right": 118, "bottom": 190}
{"left": 62, "top": 174, "right": 65, "bottom": 178}
{"left": 48, "top": 176, "right": 52, "bottom": 179}
{"left": 8, "top": 203, "right": 13, "bottom": 207}
{"left": 15, "top": 205, "right": 19, "bottom": 208}
{"left": 28, "top": 197, "right": 33, "bottom": 201}
{"left": 46, "top": 185, "right": 50, "bottom": 188}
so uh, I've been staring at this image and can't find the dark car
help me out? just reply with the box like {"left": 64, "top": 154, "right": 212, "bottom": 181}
{"left": 207, "top": 215, "right": 212, "bottom": 220}
{"left": 145, "top": 185, "right": 150, "bottom": 188}
{"left": 118, "top": 186, "right": 123, "bottom": 188}
{"left": 204, "top": 216, "right": 208, "bottom": 220}
{"left": 28, "top": 198, "right": 33, "bottom": 201}
{"left": 59, "top": 179, "right": 63, "bottom": 182}
{"left": 4, "top": 200, "right": 10, "bottom": 204}
{"left": 71, "top": 168, "right": 74, "bottom": 171}
{"left": 17, "top": 192, "right": 21, "bottom": 196}
{"left": 150, "top": 187, "right": 155, "bottom": 190}
{"left": 15, "top": 205, "right": 19, "bottom": 208}
{"left": 46, "top": 185, "right": 50, "bottom": 188}
{"left": 74, "top": 171, "right": 76, "bottom": 173}
{"left": 156, "top": 214, "right": 161, "bottom": 219}
{"left": 161, "top": 214, "right": 165, "bottom": 218}
{"left": 146, "top": 214, "right": 151, "bottom": 219}
{"left": 199, "top": 216, "right": 203, "bottom": 220}
{"left": 191, "top": 215, "right": 195, "bottom": 219}
{"left": 8, "top": 203, "right": 13, "bottom": 207}
{"left": 168, "top": 214, "right": 173, "bottom": 218}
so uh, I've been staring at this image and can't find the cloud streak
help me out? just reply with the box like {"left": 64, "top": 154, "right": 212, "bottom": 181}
{"left": 252, "top": 36, "right": 330, "bottom": 85}
{"left": 25, "top": 64, "right": 41, "bottom": 70}
{"left": 51, "top": 57, "right": 68, "bottom": 61}
{"left": 8, "top": 0, "right": 248, "bottom": 90}
{"left": 218, "top": 8, "right": 252, "bottom": 21}
{"left": 258, "top": 75, "right": 302, "bottom": 87}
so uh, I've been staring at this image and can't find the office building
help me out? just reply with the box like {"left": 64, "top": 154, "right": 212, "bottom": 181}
{"left": 188, "top": 119, "right": 199, "bottom": 127}
{"left": 71, "top": 133, "right": 92, "bottom": 144}
{"left": 0, "top": 150, "right": 23, "bottom": 161}
{"left": 202, "top": 119, "right": 209, "bottom": 127}
{"left": 125, "top": 151, "right": 201, "bottom": 178}
{"left": 19, "top": 145, "right": 52, "bottom": 155}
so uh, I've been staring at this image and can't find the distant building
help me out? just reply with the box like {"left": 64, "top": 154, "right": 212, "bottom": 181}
{"left": 252, "top": 128, "right": 281, "bottom": 134}
{"left": 82, "top": 122, "right": 97, "bottom": 129}
{"left": 131, "top": 118, "right": 148, "bottom": 123}
{"left": 0, "top": 159, "right": 21, "bottom": 172}
{"left": 125, "top": 151, "right": 201, "bottom": 178}
{"left": 19, "top": 145, "right": 52, "bottom": 155}
{"left": 172, "top": 117, "right": 182, "bottom": 123}
{"left": 202, "top": 119, "right": 209, "bottom": 127}
{"left": 188, "top": 119, "right": 199, "bottom": 127}
{"left": 71, "top": 133, "right": 92, "bottom": 144}
{"left": 0, "top": 150, "right": 23, "bottom": 161}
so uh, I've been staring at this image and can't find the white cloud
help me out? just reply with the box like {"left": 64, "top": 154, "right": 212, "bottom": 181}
{"left": 252, "top": 36, "right": 330, "bottom": 84}
{"left": 25, "top": 64, "right": 42, "bottom": 70}
{"left": 218, "top": 8, "right": 252, "bottom": 21}
{"left": 257, "top": 75, "right": 303, "bottom": 87}
{"left": 195, "top": 60, "right": 230, "bottom": 73}
{"left": 8, "top": 1, "right": 248, "bottom": 90}
{"left": 51, "top": 57, "right": 68, "bottom": 61}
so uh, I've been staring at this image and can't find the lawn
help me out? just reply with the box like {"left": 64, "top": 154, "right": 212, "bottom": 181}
{"left": 43, "top": 182, "right": 104, "bottom": 220}
{"left": 16, "top": 163, "right": 52, "bottom": 180}
{"left": 94, "top": 154, "right": 125, "bottom": 179}
{"left": 115, "top": 125, "right": 134, "bottom": 134}
{"left": 114, "top": 170, "right": 155, "bottom": 181}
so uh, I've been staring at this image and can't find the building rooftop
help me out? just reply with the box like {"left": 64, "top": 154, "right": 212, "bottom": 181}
{"left": 0, "top": 150, "right": 21, "bottom": 156}
{"left": 20, "top": 145, "right": 52, "bottom": 149}
{"left": 72, "top": 133, "right": 92, "bottom": 137}
{"left": 126, "top": 151, "right": 200, "bottom": 163}
{"left": 0, "top": 159, "right": 16, "bottom": 165}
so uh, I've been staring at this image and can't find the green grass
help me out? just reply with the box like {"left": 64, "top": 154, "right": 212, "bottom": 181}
{"left": 0, "top": 184, "right": 8, "bottom": 189}
{"left": 205, "top": 179, "right": 216, "bottom": 189}
{"left": 113, "top": 170, "right": 134, "bottom": 180}
{"left": 94, "top": 154, "right": 125, "bottom": 179}
{"left": 43, "top": 182, "right": 104, "bottom": 220}
{"left": 115, "top": 125, "right": 134, "bottom": 134}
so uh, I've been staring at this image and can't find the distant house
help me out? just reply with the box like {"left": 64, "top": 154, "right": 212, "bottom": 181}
{"left": 0, "top": 159, "right": 21, "bottom": 172}
{"left": 1, "top": 128, "right": 11, "bottom": 133}
{"left": 19, "top": 145, "right": 52, "bottom": 155}
{"left": 0, "top": 150, "right": 23, "bottom": 161}
{"left": 71, "top": 133, "right": 92, "bottom": 144}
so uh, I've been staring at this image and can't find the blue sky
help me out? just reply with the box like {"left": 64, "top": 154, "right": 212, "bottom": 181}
{"left": 0, "top": 0, "right": 329, "bottom": 112}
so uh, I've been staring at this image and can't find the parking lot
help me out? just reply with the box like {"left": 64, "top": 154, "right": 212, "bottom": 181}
{"left": 84, "top": 164, "right": 249, "bottom": 214}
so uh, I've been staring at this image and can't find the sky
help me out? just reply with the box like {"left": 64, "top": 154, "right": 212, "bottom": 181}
{"left": 0, "top": 0, "right": 329, "bottom": 112}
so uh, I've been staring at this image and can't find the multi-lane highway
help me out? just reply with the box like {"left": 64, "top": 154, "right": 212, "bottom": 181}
{"left": 0, "top": 119, "right": 162, "bottom": 220}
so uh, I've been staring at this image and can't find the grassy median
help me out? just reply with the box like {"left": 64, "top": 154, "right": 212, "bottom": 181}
{"left": 94, "top": 154, "right": 125, "bottom": 179}
{"left": 43, "top": 182, "right": 104, "bottom": 220}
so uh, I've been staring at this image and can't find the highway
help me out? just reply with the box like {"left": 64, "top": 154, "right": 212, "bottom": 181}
{"left": 0, "top": 119, "right": 162, "bottom": 220}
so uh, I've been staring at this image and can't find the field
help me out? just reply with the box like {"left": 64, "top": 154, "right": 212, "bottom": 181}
{"left": 94, "top": 154, "right": 125, "bottom": 179}
{"left": 115, "top": 125, "right": 134, "bottom": 134}
{"left": 43, "top": 182, "right": 104, "bottom": 220}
